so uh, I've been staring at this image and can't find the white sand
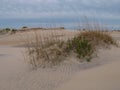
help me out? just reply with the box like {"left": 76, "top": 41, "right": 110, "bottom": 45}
{"left": 55, "top": 55, "right": 120, "bottom": 90}
{"left": 0, "top": 30, "right": 120, "bottom": 90}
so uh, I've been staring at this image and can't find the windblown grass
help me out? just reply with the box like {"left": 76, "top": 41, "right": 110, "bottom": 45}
{"left": 24, "top": 30, "right": 118, "bottom": 69}
{"left": 24, "top": 31, "right": 66, "bottom": 68}
{"left": 78, "top": 30, "right": 118, "bottom": 47}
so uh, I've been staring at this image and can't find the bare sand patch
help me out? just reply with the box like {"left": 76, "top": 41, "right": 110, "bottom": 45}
{"left": 55, "top": 54, "right": 120, "bottom": 90}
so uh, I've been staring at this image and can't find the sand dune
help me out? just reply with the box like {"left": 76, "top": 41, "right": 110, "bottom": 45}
{"left": 0, "top": 30, "right": 120, "bottom": 90}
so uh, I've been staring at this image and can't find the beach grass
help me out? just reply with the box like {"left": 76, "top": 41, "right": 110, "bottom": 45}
{"left": 65, "top": 30, "right": 118, "bottom": 62}
{"left": 24, "top": 29, "right": 118, "bottom": 69}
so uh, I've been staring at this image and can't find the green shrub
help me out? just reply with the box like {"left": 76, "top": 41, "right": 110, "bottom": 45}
{"left": 65, "top": 30, "right": 117, "bottom": 62}
{"left": 22, "top": 26, "right": 28, "bottom": 29}
{"left": 66, "top": 36, "right": 95, "bottom": 62}
{"left": 0, "top": 28, "right": 11, "bottom": 34}
{"left": 5, "top": 28, "right": 11, "bottom": 31}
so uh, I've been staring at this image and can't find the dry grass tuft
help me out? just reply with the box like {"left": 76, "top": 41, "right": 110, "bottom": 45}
{"left": 78, "top": 30, "right": 118, "bottom": 47}
{"left": 24, "top": 31, "right": 66, "bottom": 68}
{"left": 24, "top": 30, "right": 118, "bottom": 69}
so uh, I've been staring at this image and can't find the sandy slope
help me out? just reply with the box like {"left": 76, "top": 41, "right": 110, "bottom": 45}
{"left": 55, "top": 32, "right": 120, "bottom": 90}
{"left": 0, "top": 30, "right": 120, "bottom": 90}
{"left": 55, "top": 57, "right": 120, "bottom": 90}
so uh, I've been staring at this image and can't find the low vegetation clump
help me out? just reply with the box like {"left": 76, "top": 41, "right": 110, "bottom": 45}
{"left": 65, "top": 30, "right": 118, "bottom": 62}
{"left": 25, "top": 31, "right": 66, "bottom": 68}
{"left": 27, "top": 41, "right": 66, "bottom": 68}
{"left": 25, "top": 30, "right": 118, "bottom": 69}
{"left": 78, "top": 31, "right": 117, "bottom": 47}
{"left": 22, "top": 26, "right": 28, "bottom": 29}
{"left": 66, "top": 36, "right": 95, "bottom": 62}
{"left": 0, "top": 28, "right": 17, "bottom": 35}
{"left": 0, "top": 28, "right": 11, "bottom": 34}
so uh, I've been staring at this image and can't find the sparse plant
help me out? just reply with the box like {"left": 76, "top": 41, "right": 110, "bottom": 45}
{"left": 0, "top": 28, "right": 11, "bottom": 34}
{"left": 24, "top": 31, "right": 66, "bottom": 68}
{"left": 24, "top": 29, "right": 118, "bottom": 69}
{"left": 22, "top": 26, "right": 28, "bottom": 29}
{"left": 10, "top": 29, "right": 17, "bottom": 34}
{"left": 5, "top": 28, "right": 11, "bottom": 32}
{"left": 78, "top": 30, "right": 118, "bottom": 47}
{"left": 66, "top": 36, "right": 95, "bottom": 62}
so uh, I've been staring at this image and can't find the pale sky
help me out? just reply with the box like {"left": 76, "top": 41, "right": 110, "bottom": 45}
{"left": 0, "top": 0, "right": 120, "bottom": 29}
